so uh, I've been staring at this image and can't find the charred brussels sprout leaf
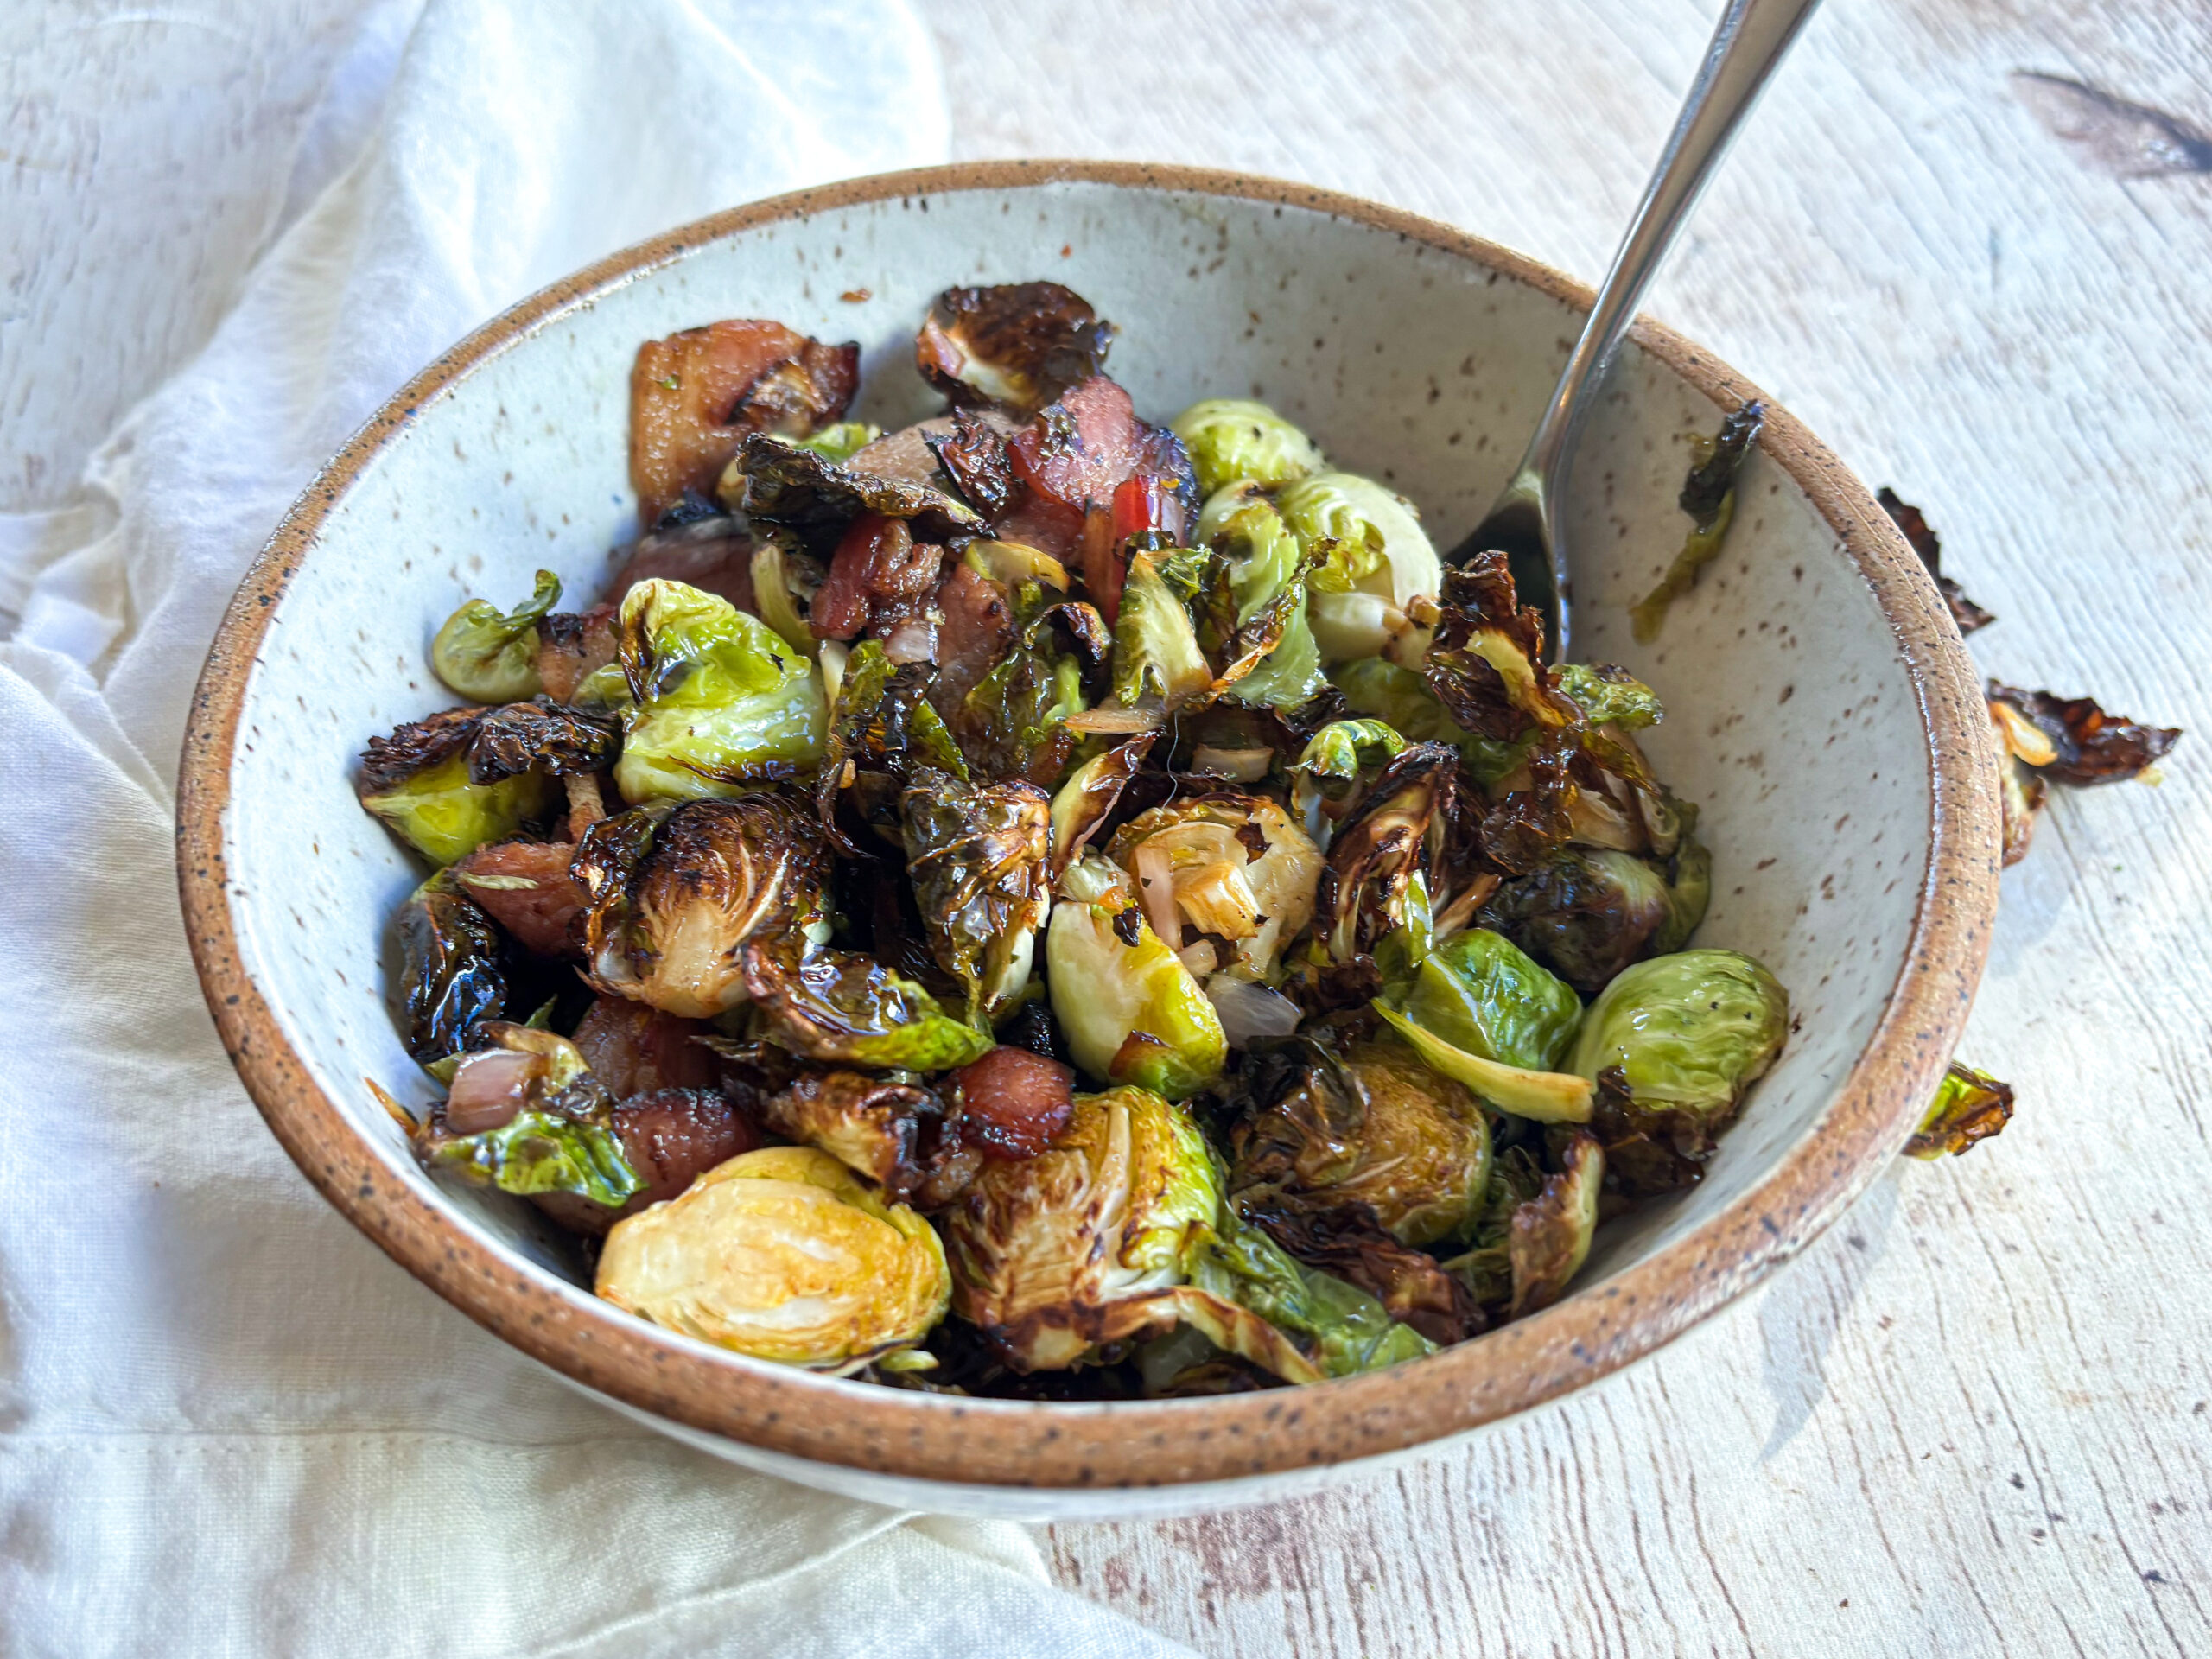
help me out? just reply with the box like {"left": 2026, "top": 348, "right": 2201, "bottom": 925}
{"left": 1229, "top": 1038, "right": 1491, "bottom": 1248}
{"left": 901, "top": 766, "right": 1052, "bottom": 1021}
{"left": 1179, "top": 1205, "right": 1433, "bottom": 1382}
{"left": 1371, "top": 928, "right": 1592, "bottom": 1123}
{"left": 757, "top": 1071, "right": 963, "bottom": 1204}
{"left": 1113, "top": 547, "right": 1214, "bottom": 708}
{"left": 1234, "top": 1198, "right": 1483, "bottom": 1345}
{"left": 943, "top": 1086, "right": 1220, "bottom": 1370}
{"left": 597, "top": 1145, "right": 949, "bottom": 1371}
{"left": 395, "top": 870, "right": 507, "bottom": 1063}
{"left": 1200, "top": 488, "right": 1327, "bottom": 708}
{"left": 1985, "top": 682, "right": 2182, "bottom": 786}
{"left": 359, "top": 708, "right": 556, "bottom": 867}
{"left": 916, "top": 283, "right": 1116, "bottom": 415}
{"left": 613, "top": 577, "right": 827, "bottom": 801}
{"left": 1878, "top": 487, "right": 1993, "bottom": 635}
{"left": 1905, "top": 1062, "right": 2014, "bottom": 1159}
{"left": 1046, "top": 855, "right": 1227, "bottom": 1099}
{"left": 1505, "top": 1130, "right": 1604, "bottom": 1316}
{"left": 727, "top": 429, "right": 982, "bottom": 541}
{"left": 1317, "top": 742, "right": 1457, "bottom": 963}
{"left": 577, "top": 796, "right": 830, "bottom": 1019}
{"left": 1289, "top": 717, "right": 1406, "bottom": 845}
{"left": 1570, "top": 949, "right": 1789, "bottom": 1128}
{"left": 431, "top": 569, "right": 561, "bottom": 702}
{"left": 742, "top": 936, "right": 994, "bottom": 1071}
{"left": 425, "top": 1109, "right": 643, "bottom": 1208}
{"left": 1047, "top": 734, "right": 1155, "bottom": 877}
{"left": 1173, "top": 399, "right": 1327, "bottom": 499}
{"left": 465, "top": 697, "right": 620, "bottom": 783}
{"left": 1631, "top": 400, "right": 1764, "bottom": 643}
{"left": 1556, "top": 664, "right": 1663, "bottom": 730}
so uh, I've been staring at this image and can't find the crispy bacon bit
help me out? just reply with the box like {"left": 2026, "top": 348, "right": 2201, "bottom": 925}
{"left": 930, "top": 561, "right": 1016, "bottom": 713}
{"left": 535, "top": 605, "right": 617, "bottom": 702}
{"left": 1112, "top": 473, "right": 1188, "bottom": 544}
{"left": 613, "top": 524, "right": 756, "bottom": 613}
{"left": 532, "top": 1088, "right": 755, "bottom": 1236}
{"left": 811, "top": 514, "right": 945, "bottom": 642}
{"left": 1007, "top": 378, "right": 1141, "bottom": 513}
{"left": 629, "top": 321, "right": 858, "bottom": 524}
{"left": 950, "top": 1045, "right": 1076, "bottom": 1160}
{"left": 570, "top": 995, "right": 720, "bottom": 1097}
{"left": 452, "top": 838, "right": 586, "bottom": 957}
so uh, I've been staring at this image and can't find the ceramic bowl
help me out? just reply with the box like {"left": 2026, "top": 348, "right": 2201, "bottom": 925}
{"left": 177, "top": 162, "right": 1999, "bottom": 1520}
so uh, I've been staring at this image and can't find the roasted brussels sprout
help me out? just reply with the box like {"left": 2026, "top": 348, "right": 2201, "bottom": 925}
{"left": 791, "top": 421, "right": 883, "bottom": 464}
{"left": 431, "top": 569, "right": 561, "bottom": 702}
{"left": 1505, "top": 1130, "right": 1603, "bottom": 1315}
{"left": 1112, "top": 546, "right": 1214, "bottom": 709}
{"left": 1371, "top": 928, "right": 1594, "bottom": 1123}
{"left": 725, "top": 430, "right": 982, "bottom": 542}
{"left": 1046, "top": 855, "right": 1227, "bottom": 1099}
{"left": 1288, "top": 717, "right": 1406, "bottom": 846}
{"left": 1198, "top": 486, "right": 1327, "bottom": 709}
{"left": 757, "top": 1069, "right": 964, "bottom": 1203}
{"left": 613, "top": 578, "right": 827, "bottom": 801}
{"left": 901, "top": 766, "right": 1052, "bottom": 1020}
{"left": 1231, "top": 1197, "right": 1481, "bottom": 1346}
{"left": 1555, "top": 663, "right": 1663, "bottom": 730}
{"left": 1631, "top": 400, "right": 1765, "bottom": 643}
{"left": 1477, "top": 847, "right": 1677, "bottom": 1000}
{"left": 1105, "top": 792, "right": 1321, "bottom": 983}
{"left": 915, "top": 282, "right": 1116, "bottom": 414}
{"left": 746, "top": 532, "right": 823, "bottom": 655}
{"left": 1275, "top": 472, "right": 1441, "bottom": 664}
{"left": 464, "top": 697, "right": 619, "bottom": 783}
{"left": 1046, "top": 734, "right": 1154, "bottom": 876}
{"left": 1172, "top": 399, "right": 1326, "bottom": 498}
{"left": 1230, "top": 1038, "right": 1491, "bottom": 1248}
{"left": 944, "top": 1085, "right": 1221, "bottom": 1370}
{"left": 1905, "top": 1062, "right": 2014, "bottom": 1159}
{"left": 576, "top": 797, "right": 830, "bottom": 1019}
{"left": 597, "top": 1145, "right": 949, "bottom": 1371}
{"left": 359, "top": 707, "right": 556, "bottom": 867}
{"left": 394, "top": 870, "right": 507, "bottom": 1063}
{"left": 1316, "top": 742, "right": 1457, "bottom": 963}
{"left": 414, "top": 1025, "right": 642, "bottom": 1211}
{"left": 742, "top": 936, "right": 995, "bottom": 1071}
{"left": 1878, "top": 487, "right": 1993, "bottom": 634}
{"left": 1569, "top": 949, "right": 1789, "bottom": 1128}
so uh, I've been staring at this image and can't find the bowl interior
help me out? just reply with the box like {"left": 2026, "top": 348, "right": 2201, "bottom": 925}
{"left": 217, "top": 173, "right": 1942, "bottom": 1465}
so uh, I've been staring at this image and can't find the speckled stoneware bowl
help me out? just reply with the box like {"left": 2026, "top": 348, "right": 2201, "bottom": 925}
{"left": 177, "top": 162, "right": 1999, "bottom": 1520}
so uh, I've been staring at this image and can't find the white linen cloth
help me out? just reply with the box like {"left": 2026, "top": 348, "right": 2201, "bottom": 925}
{"left": 0, "top": 3, "right": 1193, "bottom": 1652}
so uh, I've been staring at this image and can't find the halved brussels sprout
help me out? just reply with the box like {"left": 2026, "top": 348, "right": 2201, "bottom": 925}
{"left": 1905, "top": 1062, "right": 2014, "bottom": 1159}
{"left": 1198, "top": 486, "right": 1326, "bottom": 709}
{"left": 902, "top": 766, "right": 1052, "bottom": 1021}
{"left": 576, "top": 797, "right": 830, "bottom": 1019}
{"left": 613, "top": 578, "right": 827, "bottom": 802}
{"left": 1318, "top": 742, "right": 1457, "bottom": 963}
{"left": 1106, "top": 792, "right": 1320, "bottom": 983}
{"left": 1046, "top": 855, "right": 1227, "bottom": 1099}
{"left": 1230, "top": 1038, "right": 1491, "bottom": 1248}
{"left": 359, "top": 707, "right": 557, "bottom": 867}
{"left": 1507, "top": 1130, "right": 1604, "bottom": 1315}
{"left": 1112, "top": 547, "right": 1213, "bottom": 708}
{"left": 413, "top": 1025, "right": 642, "bottom": 1212}
{"left": 1275, "top": 470, "right": 1441, "bottom": 622}
{"left": 597, "top": 1145, "right": 949, "bottom": 1372}
{"left": 1289, "top": 718, "right": 1407, "bottom": 846}
{"left": 743, "top": 937, "right": 993, "bottom": 1072}
{"left": 430, "top": 569, "right": 561, "bottom": 702}
{"left": 942, "top": 1085, "right": 1217, "bottom": 1370}
{"left": 1569, "top": 948, "right": 1789, "bottom": 1128}
{"left": 1172, "top": 399, "right": 1326, "bottom": 498}
{"left": 1046, "top": 734, "right": 1154, "bottom": 876}
{"left": 916, "top": 283, "right": 1115, "bottom": 414}
{"left": 394, "top": 869, "right": 507, "bottom": 1063}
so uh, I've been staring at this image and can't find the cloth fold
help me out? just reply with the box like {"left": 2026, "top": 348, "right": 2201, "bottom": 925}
{"left": 0, "top": 3, "right": 1189, "bottom": 1652}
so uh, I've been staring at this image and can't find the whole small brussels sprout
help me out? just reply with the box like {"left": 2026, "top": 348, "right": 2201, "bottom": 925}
{"left": 393, "top": 869, "right": 508, "bottom": 1064}
{"left": 1478, "top": 847, "right": 1675, "bottom": 1000}
{"left": 1172, "top": 398, "right": 1326, "bottom": 498}
{"left": 613, "top": 577, "right": 827, "bottom": 803}
{"left": 943, "top": 1085, "right": 1219, "bottom": 1370}
{"left": 596, "top": 1145, "right": 950, "bottom": 1372}
{"left": 1230, "top": 1038, "right": 1491, "bottom": 1249}
{"left": 1569, "top": 948, "right": 1789, "bottom": 1128}
{"left": 431, "top": 569, "right": 561, "bottom": 702}
{"left": 1046, "top": 855, "right": 1227, "bottom": 1099}
{"left": 1105, "top": 791, "right": 1321, "bottom": 983}
{"left": 1371, "top": 928, "right": 1593, "bottom": 1124}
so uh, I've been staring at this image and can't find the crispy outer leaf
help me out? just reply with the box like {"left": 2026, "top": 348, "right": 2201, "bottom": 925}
{"left": 395, "top": 870, "right": 508, "bottom": 1063}
{"left": 1986, "top": 682, "right": 2182, "bottom": 786}
{"left": 1878, "top": 487, "right": 1994, "bottom": 634}
{"left": 1905, "top": 1062, "right": 2015, "bottom": 1159}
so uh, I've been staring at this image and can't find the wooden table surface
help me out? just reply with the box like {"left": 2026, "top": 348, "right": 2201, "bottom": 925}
{"left": 11, "top": 1, "right": 2209, "bottom": 1653}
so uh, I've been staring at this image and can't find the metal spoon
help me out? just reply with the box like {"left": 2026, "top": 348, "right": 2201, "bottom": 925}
{"left": 1453, "top": 0, "right": 1822, "bottom": 661}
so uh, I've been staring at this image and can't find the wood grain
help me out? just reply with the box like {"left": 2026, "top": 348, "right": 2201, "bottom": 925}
{"left": 9, "top": 0, "right": 2210, "bottom": 1651}
{"left": 918, "top": 0, "right": 2212, "bottom": 1652}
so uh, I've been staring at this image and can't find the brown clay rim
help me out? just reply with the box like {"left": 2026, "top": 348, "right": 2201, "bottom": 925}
{"left": 176, "top": 160, "right": 1999, "bottom": 1492}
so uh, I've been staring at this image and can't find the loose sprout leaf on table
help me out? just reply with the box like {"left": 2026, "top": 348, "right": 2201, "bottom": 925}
{"left": 353, "top": 282, "right": 1822, "bottom": 1396}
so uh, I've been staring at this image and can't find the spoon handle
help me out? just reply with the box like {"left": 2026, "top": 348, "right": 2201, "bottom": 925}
{"left": 1517, "top": 0, "right": 1821, "bottom": 539}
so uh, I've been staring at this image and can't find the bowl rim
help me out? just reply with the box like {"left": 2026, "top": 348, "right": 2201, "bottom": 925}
{"left": 175, "top": 158, "right": 2000, "bottom": 1492}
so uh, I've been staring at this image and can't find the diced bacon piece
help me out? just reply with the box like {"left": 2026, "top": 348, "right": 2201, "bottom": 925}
{"left": 569, "top": 995, "right": 720, "bottom": 1097}
{"left": 613, "top": 526, "right": 756, "bottom": 613}
{"left": 535, "top": 605, "right": 617, "bottom": 702}
{"left": 950, "top": 1046, "right": 1076, "bottom": 1160}
{"left": 930, "top": 562, "right": 1015, "bottom": 715}
{"left": 531, "top": 1087, "right": 756, "bottom": 1236}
